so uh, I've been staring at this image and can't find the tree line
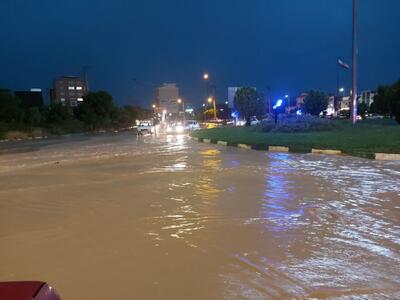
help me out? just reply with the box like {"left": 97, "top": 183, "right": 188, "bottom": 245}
{"left": 233, "top": 79, "right": 400, "bottom": 124}
{"left": 0, "top": 89, "right": 152, "bottom": 136}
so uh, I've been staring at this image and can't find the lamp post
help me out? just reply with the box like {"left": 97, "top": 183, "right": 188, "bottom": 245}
{"left": 273, "top": 99, "right": 283, "bottom": 125}
{"left": 177, "top": 98, "right": 186, "bottom": 123}
{"left": 208, "top": 97, "right": 217, "bottom": 120}
{"left": 351, "top": 0, "right": 359, "bottom": 124}
{"left": 285, "top": 94, "right": 290, "bottom": 113}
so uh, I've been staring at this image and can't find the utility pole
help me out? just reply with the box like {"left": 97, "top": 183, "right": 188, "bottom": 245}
{"left": 351, "top": 0, "right": 359, "bottom": 124}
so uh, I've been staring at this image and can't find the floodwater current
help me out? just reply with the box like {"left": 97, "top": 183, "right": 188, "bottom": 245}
{"left": 0, "top": 132, "right": 399, "bottom": 299}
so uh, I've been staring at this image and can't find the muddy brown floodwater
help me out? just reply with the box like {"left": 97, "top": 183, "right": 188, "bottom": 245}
{"left": 0, "top": 132, "right": 399, "bottom": 299}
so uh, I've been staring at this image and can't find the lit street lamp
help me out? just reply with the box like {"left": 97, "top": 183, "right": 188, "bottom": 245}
{"left": 208, "top": 97, "right": 217, "bottom": 120}
{"left": 273, "top": 99, "right": 284, "bottom": 125}
{"left": 203, "top": 73, "right": 209, "bottom": 80}
{"left": 177, "top": 98, "right": 186, "bottom": 122}
{"left": 285, "top": 94, "right": 290, "bottom": 112}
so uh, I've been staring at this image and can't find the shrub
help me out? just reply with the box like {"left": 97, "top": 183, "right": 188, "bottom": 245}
{"left": 261, "top": 115, "right": 334, "bottom": 133}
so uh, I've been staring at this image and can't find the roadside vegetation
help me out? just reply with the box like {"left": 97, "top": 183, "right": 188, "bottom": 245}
{"left": 193, "top": 79, "right": 400, "bottom": 156}
{"left": 191, "top": 119, "right": 400, "bottom": 156}
{"left": 0, "top": 89, "right": 151, "bottom": 140}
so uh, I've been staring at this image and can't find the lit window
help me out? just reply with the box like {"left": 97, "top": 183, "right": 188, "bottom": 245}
{"left": 68, "top": 86, "right": 75, "bottom": 90}
{"left": 77, "top": 97, "right": 84, "bottom": 102}
{"left": 60, "top": 98, "right": 65, "bottom": 102}
{"left": 76, "top": 86, "right": 83, "bottom": 90}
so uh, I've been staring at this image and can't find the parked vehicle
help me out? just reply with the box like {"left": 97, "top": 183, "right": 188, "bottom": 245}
{"left": 185, "top": 120, "right": 200, "bottom": 131}
{"left": 250, "top": 116, "right": 260, "bottom": 126}
{"left": 366, "top": 113, "right": 384, "bottom": 120}
{"left": 166, "top": 122, "right": 185, "bottom": 134}
{"left": 136, "top": 120, "right": 155, "bottom": 135}
{"left": 0, "top": 281, "right": 61, "bottom": 300}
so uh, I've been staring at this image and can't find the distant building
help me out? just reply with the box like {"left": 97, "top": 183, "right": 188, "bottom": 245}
{"left": 155, "top": 83, "right": 180, "bottom": 114}
{"left": 52, "top": 76, "right": 88, "bottom": 107}
{"left": 325, "top": 95, "right": 335, "bottom": 116}
{"left": 358, "top": 90, "right": 375, "bottom": 107}
{"left": 296, "top": 93, "right": 309, "bottom": 107}
{"left": 227, "top": 87, "right": 239, "bottom": 109}
{"left": 14, "top": 89, "right": 44, "bottom": 108}
{"left": 339, "top": 96, "right": 351, "bottom": 111}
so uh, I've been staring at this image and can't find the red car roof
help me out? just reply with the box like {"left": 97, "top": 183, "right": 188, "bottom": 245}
{"left": 0, "top": 281, "right": 45, "bottom": 300}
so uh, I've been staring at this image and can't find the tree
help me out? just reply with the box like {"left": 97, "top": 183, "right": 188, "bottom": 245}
{"left": 75, "top": 91, "right": 116, "bottom": 129}
{"left": 372, "top": 80, "right": 400, "bottom": 123}
{"left": 391, "top": 80, "right": 400, "bottom": 123}
{"left": 45, "top": 103, "right": 72, "bottom": 124}
{"left": 25, "top": 107, "right": 42, "bottom": 126}
{"left": 234, "top": 87, "right": 264, "bottom": 124}
{"left": 302, "top": 90, "right": 329, "bottom": 116}
{"left": 358, "top": 102, "right": 369, "bottom": 119}
{"left": 371, "top": 85, "right": 391, "bottom": 116}
{"left": 0, "top": 90, "right": 24, "bottom": 123}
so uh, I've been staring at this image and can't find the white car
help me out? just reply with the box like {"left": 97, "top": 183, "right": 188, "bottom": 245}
{"left": 166, "top": 122, "right": 185, "bottom": 134}
{"left": 250, "top": 116, "right": 260, "bottom": 126}
{"left": 137, "top": 121, "right": 155, "bottom": 135}
{"left": 185, "top": 120, "right": 200, "bottom": 131}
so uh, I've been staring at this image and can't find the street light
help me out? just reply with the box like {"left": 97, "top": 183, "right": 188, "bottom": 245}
{"left": 203, "top": 73, "right": 209, "bottom": 80}
{"left": 207, "top": 97, "right": 217, "bottom": 120}
{"left": 339, "top": 87, "right": 345, "bottom": 93}
{"left": 152, "top": 104, "right": 156, "bottom": 109}
{"left": 351, "top": 0, "right": 359, "bottom": 124}
{"left": 177, "top": 98, "right": 185, "bottom": 122}
{"left": 225, "top": 101, "right": 229, "bottom": 105}
{"left": 273, "top": 99, "right": 284, "bottom": 125}
{"left": 285, "top": 94, "right": 291, "bottom": 111}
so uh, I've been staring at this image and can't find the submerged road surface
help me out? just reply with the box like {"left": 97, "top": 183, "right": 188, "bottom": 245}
{"left": 0, "top": 132, "right": 399, "bottom": 299}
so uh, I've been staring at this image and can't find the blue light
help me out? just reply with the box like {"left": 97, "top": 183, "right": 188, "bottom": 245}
{"left": 296, "top": 110, "right": 302, "bottom": 116}
{"left": 231, "top": 111, "right": 238, "bottom": 118}
{"left": 273, "top": 99, "right": 283, "bottom": 110}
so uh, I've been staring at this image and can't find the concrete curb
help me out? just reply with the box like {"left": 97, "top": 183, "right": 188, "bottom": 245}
{"left": 312, "top": 149, "right": 342, "bottom": 155}
{"left": 238, "top": 144, "right": 252, "bottom": 150}
{"left": 269, "top": 146, "right": 289, "bottom": 152}
{"left": 193, "top": 137, "right": 400, "bottom": 161}
{"left": 375, "top": 153, "right": 400, "bottom": 161}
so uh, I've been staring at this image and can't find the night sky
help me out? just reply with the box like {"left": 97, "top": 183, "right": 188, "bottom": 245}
{"left": 0, "top": 0, "right": 399, "bottom": 107}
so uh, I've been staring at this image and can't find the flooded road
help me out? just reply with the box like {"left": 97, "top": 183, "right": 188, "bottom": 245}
{"left": 0, "top": 132, "right": 399, "bottom": 299}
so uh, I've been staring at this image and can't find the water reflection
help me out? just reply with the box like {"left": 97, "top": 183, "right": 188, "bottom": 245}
{"left": 263, "top": 153, "right": 301, "bottom": 232}
{"left": 194, "top": 149, "right": 222, "bottom": 200}
{"left": 1, "top": 135, "right": 399, "bottom": 299}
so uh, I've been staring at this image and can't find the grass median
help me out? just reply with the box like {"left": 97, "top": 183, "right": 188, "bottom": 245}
{"left": 191, "top": 119, "right": 400, "bottom": 157}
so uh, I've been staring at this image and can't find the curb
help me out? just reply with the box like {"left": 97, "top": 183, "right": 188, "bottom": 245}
{"left": 238, "top": 144, "right": 252, "bottom": 150}
{"left": 191, "top": 136, "right": 400, "bottom": 161}
{"left": 375, "top": 153, "right": 400, "bottom": 161}
{"left": 312, "top": 149, "right": 342, "bottom": 155}
{"left": 269, "top": 146, "right": 289, "bottom": 152}
{"left": 217, "top": 141, "right": 228, "bottom": 146}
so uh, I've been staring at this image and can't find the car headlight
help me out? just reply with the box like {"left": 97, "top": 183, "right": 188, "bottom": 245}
{"left": 175, "top": 125, "right": 184, "bottom": 133}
